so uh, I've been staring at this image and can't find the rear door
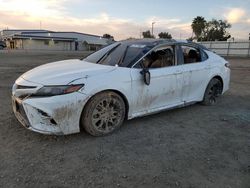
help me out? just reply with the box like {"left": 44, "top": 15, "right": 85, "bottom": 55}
{"left": 177, "top": 44, "right": 210, "bottom": 102}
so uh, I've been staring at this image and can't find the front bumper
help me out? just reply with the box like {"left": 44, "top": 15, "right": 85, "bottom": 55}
{"left": 12, "top": 92, "right": 89, "bottom": 135}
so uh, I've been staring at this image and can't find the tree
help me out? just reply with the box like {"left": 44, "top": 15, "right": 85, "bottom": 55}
{"left": 191, "top": 16, "right": 206, "bottom": 40}
{"left": 186, "top": 37, "right": 194, "bottom": 41}
{"left": 158, "top": 32, "right": 172, "bottom": 39}
{"left": 126, "top": 37, "right": 136, "bottom": 40}
{"left": 102, "top": 33, "right": 114, "bottom": 40}
{"left": 142, "top": 30, "right": 154, "bottom": 38}
{"left": 191, "top": 16, "right": 232, "bottom": 41}
{"left": 203, "top": 19, "right": 231, "bottom": 41}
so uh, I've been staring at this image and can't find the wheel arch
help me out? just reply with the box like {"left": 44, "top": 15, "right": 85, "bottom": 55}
{"left": 79, "top": 89, "right": 130, "bottom": 131}
{"left": 202, "top": 75, "right": 224, "bottom": 100}
{"left": 211, "top": 75, "right": 224, "bottom": 94}
{"left": 107, "top": 89, "right": 130, "bottom": 119}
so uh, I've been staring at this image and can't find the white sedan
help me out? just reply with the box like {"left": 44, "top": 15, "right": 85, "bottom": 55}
{"left": 12, "top": 39, "right": 230, "bottom": 136}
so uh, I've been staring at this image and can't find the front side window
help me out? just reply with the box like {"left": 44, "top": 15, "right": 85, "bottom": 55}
{"left": 140, "top": 46, "right": 175, "bottom": 69}
{"left": 120, "top": 44, "right": 153, "bottom": 67}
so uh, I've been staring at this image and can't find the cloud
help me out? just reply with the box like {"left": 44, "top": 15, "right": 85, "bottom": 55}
{"left": 0, "top": 0, "right": 192, "bottom": 40}
{"left": 209, "top": 6, "right": 250, "bottom": 40}
{"left": 220, "top": 7, "right": 250, "bottom": 40}
{"left": 0, "top": 0, "right": 67, "bottom": 18}
{"left": 224, "top": 8, "right": 246, "bottom": 24}
{"left": 228, "top": 22, "right": 250, "bottom": 40}
{"left": 142, "top": 16, "right": 192, "bottom": 39}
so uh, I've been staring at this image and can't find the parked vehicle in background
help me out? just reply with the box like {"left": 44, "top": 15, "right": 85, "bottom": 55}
{"left": 0, "top": 41, "right": 6, "bottom": 49}
{"left": 12, "top": 39, "right": 230, "bottom": 136}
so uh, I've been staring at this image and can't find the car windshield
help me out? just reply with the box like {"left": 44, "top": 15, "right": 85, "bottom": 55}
{"left": 84, "top": 42, "right": 154, "bottom": 67}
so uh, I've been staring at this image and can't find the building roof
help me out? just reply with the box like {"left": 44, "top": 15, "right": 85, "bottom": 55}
{"left": 12, "top": 34, "right": 76, "bottom": 41}
{"left": 2, "top": 29, "right": 103, "bottom": 38}
{"left": 47, "top": 31, "right": 102, "bottom": 38}
{"left": 1, "top": 29, "right": 110, "bottom": 45}
{"left": 83, "top": 38, "right": 109, "bottom": 45}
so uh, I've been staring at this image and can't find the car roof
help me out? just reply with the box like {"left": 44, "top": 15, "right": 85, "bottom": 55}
{"left": 117, "top": 39, "right": 208, "bottom": 50}
{"left": 118, "top": 39, "right": 175, "bottom": 46}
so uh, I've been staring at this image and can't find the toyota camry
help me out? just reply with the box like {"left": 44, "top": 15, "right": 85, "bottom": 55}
{"left": 12, "top": 39, "right": 230, "bottom": 136}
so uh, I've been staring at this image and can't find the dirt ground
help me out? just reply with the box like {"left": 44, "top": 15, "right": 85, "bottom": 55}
{"left": 0, "top": 51, "right": 249, "bottom": 188}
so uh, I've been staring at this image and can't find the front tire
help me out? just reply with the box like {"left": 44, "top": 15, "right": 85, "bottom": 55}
{"left": 81, "top": 91, "right": 125, "bottom": 136}
{"left": 202, "top": 78, "right": 223, "bottom": 106}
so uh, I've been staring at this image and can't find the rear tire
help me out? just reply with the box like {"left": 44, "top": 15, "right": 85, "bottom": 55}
{"left": 81, "top": 91, "right": 125, "bottom": 136}
{"left": 202, "top": 78, "right": 223, "bottom": 106}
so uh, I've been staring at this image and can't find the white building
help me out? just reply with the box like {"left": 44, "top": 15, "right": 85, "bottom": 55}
{"left": 1, "top": 29, "right": 111, "bottom": 51}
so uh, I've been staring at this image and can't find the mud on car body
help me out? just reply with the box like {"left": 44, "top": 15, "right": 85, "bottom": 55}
{"left": 12, "top": 39, "right": 230, "bottom": 136}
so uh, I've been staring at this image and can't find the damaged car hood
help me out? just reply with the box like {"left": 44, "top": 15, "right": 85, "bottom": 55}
{"left": 21, "top": 59, "right": 116, "bottom": 85}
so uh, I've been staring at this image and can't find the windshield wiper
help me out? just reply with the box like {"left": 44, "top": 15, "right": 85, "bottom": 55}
{"left": 96, "top": 43, "right": 121, "bottom": 64}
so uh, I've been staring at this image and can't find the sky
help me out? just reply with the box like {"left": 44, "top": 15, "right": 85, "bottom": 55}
{"left": 0, "top": 0, "right": 250, "bottom": 40}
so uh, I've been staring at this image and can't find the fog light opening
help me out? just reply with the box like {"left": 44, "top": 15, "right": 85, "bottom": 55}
{"left": 50, "top": 118, "right": 57, "bottom": 125}
{"left": 37, "top": 109, "right": 49, "bottom": 117}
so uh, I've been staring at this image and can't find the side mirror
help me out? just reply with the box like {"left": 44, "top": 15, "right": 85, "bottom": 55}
{"left": 140, "top": 68, "right": 151, "bottom": 85}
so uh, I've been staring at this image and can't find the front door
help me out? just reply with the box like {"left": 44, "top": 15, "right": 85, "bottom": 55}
{"left": 130, "top": 45, "right": 184, "bottom": 117}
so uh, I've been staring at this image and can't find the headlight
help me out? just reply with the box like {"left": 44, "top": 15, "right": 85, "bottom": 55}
{"left": 33, "top": 84, "right": 84, "bottom": 97}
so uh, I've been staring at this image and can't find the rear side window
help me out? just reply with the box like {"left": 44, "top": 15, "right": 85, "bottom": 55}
{"left": 200, "top": 49, "right": 208, "bottom": 61}
{"left": 181, "top": 45, "right": 201, "bottom": 64}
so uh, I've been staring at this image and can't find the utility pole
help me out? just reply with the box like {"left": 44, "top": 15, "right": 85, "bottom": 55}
{"left": 151, "top": 22, "right": 156, "bottom": 37}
